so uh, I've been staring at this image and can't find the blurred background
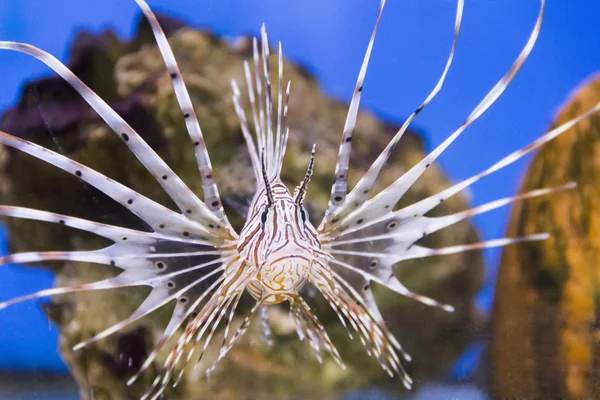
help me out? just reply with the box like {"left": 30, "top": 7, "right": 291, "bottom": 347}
{"left": 0, "top": 0, "right": 598, "bottom": 399}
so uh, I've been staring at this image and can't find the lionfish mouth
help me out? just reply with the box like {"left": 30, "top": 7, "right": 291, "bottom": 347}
{"left": 0, "top": 0, "right": 598, "bottom": 398}
{"left": 262, "top": 293, "right": 292, "bottom": 305}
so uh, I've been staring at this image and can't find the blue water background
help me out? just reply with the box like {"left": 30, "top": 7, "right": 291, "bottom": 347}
{"left": 0, "top": 0, "right": 598, "bottom": 376}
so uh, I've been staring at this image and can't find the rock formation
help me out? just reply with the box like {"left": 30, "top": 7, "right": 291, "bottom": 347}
{"left": 492, "top": 74, "right": 600, "bottom": 399}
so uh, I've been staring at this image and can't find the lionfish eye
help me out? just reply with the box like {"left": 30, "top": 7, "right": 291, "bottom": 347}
{"left": 260, "top": 209, "right": 268, "bottom": 224}
{"left": 300, "top": 207, "right": 307, "bottom": 223}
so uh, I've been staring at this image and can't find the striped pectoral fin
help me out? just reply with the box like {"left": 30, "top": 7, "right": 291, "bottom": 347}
{"left": 316, "top": 181, "right": 573, "bottom": 326}
{"left": 325, "top": 181, "right": 575, "bottom": 246}
{"left": 320, "top": 96, "right": 597, "bottom": 250}
{"left": 75, "top": 259, "right": 227, "bottom": 349}
{"left": 176, "top": 266, "right": 253, "bottom": 380}
{"left": 329, "top": 266, "right": 385, "bottom": 325}
{"left": 127, "top": 270, "right": 227, "bottom": 387}
{"left": 257, "top": 305, "right": 274, "bottom": 348}
{"left": 402, "top": 234, "right": 550, "bottom": 261}
{"left": 142, "top": 260, "right": 255, "bottom": 400}
{"left": 0, "top": 206, "right": 160, "bottom": 243}
{"left": 324, "top": 235, "right": 454, "bottom": 313}
{"left": 0, "top": 206, "right": 231, "bottom": 311}
{"left": 320, "top": 0, "right": 464, "bottom": 230}
{"left": 322, "top": 217, "right": 451, "bottom": 312}
{"left": 205, "top": 291, "right": 246, "bottom": 376}
{"left": 2, "top": 251, "right": 229, "bottom": 343}
{"left": 320, "top": 0, "right": 546, "bottom": 233}
{"left": 2, "top": 252, "right": 231, "bottom": 400}
{"left": 319, "top": 1, "right": 598, "bottom": 247}
{"left": 0, "top": 217, "right": 237, "bottom": 387}
{"left": 169, "top": 293, "right": 238, "bottom": 388}
{"left": 0, "top": 237, "right": 224, "bottom": 272}
{"left": 0, "top": 246, "right": 147, "bottom": 310}
{"left": 325, "top": 0, "right": 387, "bottom": 218}
{"left": 0, "top": 42, "right": 231, "bottom": 237}
{"left": 288, "top": 293, "right": 344, "bottom": 368}
{"left": 326, "top": 225, "right": 552, "bottom": 314}
{"left": 0, "top": 274, "right": 126, "bottom": 312}
{"left": 0, "top": 132, "right": 227, "bottom": 243}
{"left": 141, "top": 294, "right": 226, "bottom": 400}
{"left": 133, "top": 0, "right": 234, "bottom": 229}
{"left": 320, "top": 163, "right": 579, "bottom": 269}
{"left": 0, "top": 251, "right": 164, "bottom": 312}
{"left": 204, "top": 293, "right": 262, "bottom": 378}
{"left": 309, "top": 263, "right": 412, "bottom": 388}
{"left": 326, "top": 230, "right": 551, "bottom": 308}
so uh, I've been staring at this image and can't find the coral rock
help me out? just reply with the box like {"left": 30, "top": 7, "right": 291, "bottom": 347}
{"left": 492, "top": 74, "right": 600, "bottom": 399}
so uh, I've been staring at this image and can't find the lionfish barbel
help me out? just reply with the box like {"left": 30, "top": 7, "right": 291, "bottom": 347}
{"left": 1, "top": 0, "right": 599, "bottom": 398}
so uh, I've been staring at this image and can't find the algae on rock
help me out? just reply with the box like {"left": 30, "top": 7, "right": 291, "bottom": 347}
{"left": 0, "top": 15, "right": 484, "bottom": 399}
{"left": 492, "top": 74, "right": 600, "bottom": 399}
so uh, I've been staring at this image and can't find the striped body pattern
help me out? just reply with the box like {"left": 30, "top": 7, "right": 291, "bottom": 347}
{"left": 0, "top": 0, "right": 599, "bottom": 398}
{"left": 240, "top": 181, "right": 321, "bottom": 302}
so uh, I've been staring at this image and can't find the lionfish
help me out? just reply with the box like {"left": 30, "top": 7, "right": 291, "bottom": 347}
{"left": 0, "top": 0, "right": 599, "bottom": 398}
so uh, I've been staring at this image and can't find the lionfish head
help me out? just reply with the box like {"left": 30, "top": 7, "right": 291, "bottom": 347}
{"left": 237, "top": 146, "right": 321, "bottom": 299}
